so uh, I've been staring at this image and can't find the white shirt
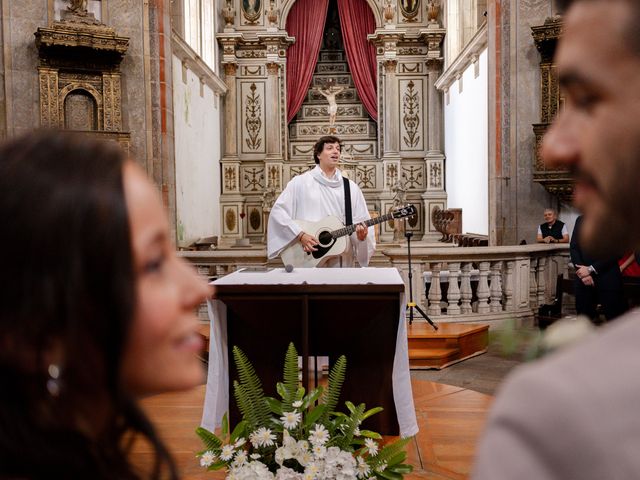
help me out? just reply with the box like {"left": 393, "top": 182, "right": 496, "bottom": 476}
{"left": 267, "top": 166, "right": 375, "bottom": 267}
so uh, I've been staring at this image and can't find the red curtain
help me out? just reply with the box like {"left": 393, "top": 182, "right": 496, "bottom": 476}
{"left": 337, "top": 0, "right": 378, "bottom": 122}
{"left": 286, "top": 0, "right": 330, "bottom": 123}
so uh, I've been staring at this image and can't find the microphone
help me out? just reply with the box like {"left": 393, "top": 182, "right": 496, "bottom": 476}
{"left": 285, "top": 264, "right": 294, "bottom": 273}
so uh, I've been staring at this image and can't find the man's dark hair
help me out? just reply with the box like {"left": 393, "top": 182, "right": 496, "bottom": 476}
{"left": 313, "top": 135, "right": 342, "bottom": 164}
{"left": 0, "top": 131, "right": 177, "bottom": 479}
{"left": 556, "top": 0, "right": 640, "bottom": 54}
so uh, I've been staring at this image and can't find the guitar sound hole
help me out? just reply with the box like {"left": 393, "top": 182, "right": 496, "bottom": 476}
{"left": 318, "top": 231, "right": 333, "bottom": 246}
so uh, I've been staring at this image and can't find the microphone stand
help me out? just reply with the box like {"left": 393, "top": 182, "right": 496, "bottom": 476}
{"left": 405, "top": 230, "right": 438, "bottom": 330}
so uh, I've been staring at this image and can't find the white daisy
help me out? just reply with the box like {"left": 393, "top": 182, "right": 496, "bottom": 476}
{"left": 220, "top": 444, "right": 235, "bottom": 461}
{"left": 309, "top": 424, "right": 329, "bottom": 446}
{"left": 250, "top": 453, "right": 261, "bottom": 460}
{"left": 364, "top": 438, "right": 379, "bottom": 456}
{"left": 354, "top": 427, "right": 361, "bottom": 436}
{"left": 199, "top": 450, "right": 216, "bottom": 467}
{"left": 312, "top": 445, "right": 326, "bottom": 458}
{"left": 356, "top": 456, "right": 371, "bottom": 478}
{"left": 233, "top": 450, "right": 248, "bottom": 467}
{"left": 375, "top": 461, "right": 387, "bottom": 472}
{"left": 280, "top": 411, "right": 302, "bottom": 429}
{"left": 250, "top": 427, "right": 276, "bottom": 448}
{"left": 292, "top": 400, "right": 303, "bottom": 408}
{"left": 234, "top": 437, "right": 246, "bottom": 448}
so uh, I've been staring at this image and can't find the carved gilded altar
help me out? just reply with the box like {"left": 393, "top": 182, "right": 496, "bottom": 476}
{"left": 532, "top": 16, "right": 572, "bottom": 201}
{"left": 217, "top": 0, "right": 447, "bottom": 243}
{"left": 35, "top": 7, "right": 131, "bottom": 151}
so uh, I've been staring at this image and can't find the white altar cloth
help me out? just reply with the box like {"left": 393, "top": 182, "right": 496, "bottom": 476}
{"left": 200, "top": 267, "right": 419, "bottom": 438}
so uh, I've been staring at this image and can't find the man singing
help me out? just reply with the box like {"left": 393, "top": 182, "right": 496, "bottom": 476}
{"left": 267, "top": 136, "right": 375, "bottom": 267}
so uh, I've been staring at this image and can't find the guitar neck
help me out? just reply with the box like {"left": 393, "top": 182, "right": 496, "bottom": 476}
{"left": 331, "top": 212, "right": 399, "bottom": 239}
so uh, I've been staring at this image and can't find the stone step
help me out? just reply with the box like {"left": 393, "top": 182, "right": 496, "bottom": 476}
{"left": 304, "top": 87, "right": 360, "bottom": 105}
{"left": 314, "top": 63, "right": 349, "bottom": 74}
{"left": 319, "top": 51, "right": 345, "bottom": 62}
{"left": 289, "top": 119, "right": 377, "bottom": 141}
{"left": 296, "top": 103, "right": 369, "bottom": 122}
{"left": 310, "top": 73, "right": 353, "bottom": 88}
{"left": 289, "top": 139, "right": 378, "bottom": 160}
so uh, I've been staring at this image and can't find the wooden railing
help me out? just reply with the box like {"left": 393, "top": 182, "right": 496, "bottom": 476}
{"left": 180, "top": 244, "right": 570, "bottom": 325}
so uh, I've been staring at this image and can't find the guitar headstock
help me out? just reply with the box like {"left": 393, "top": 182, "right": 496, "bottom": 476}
{"left": 392, "top": 204, "right": 417, "bottom": 219}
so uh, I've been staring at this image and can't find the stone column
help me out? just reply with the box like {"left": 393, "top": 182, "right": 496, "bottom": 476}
{"left": 383, "top": 59, "right": 400, "bottom": 159}
{"left": 265, "top": 62, "right": 282, "bottom": 161}
{"left": 223, "top": 62, "right": 238, "bottom": 160}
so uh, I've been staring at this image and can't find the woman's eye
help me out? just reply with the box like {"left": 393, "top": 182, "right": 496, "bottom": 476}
{"left": 143, "top": 256, "right": 165, "bottom": 274}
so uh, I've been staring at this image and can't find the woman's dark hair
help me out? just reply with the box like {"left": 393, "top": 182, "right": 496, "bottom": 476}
{"left": 313, "top": 135, "right": 342, "bottom": 164}
{"left": 0, "top": 131, "right": 177, "bottom": 479}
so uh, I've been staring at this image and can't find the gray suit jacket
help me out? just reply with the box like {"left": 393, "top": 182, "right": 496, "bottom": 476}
{"left": 472, "top": 310, "right": 640, "bottom": 480}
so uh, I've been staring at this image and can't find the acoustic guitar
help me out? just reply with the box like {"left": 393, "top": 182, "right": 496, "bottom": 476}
{"left": 280, "top": 204, "right": 417, "bottom": 268}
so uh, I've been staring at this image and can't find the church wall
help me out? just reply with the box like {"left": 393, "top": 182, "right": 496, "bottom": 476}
{"left": 172, "top": 54, "right": 223, "bottom": 245}
{"left": 444, "top": 48, "right": 488, "bottom": 235}
{"left": 488, "top": 0, "right": 578, "bottom": 245}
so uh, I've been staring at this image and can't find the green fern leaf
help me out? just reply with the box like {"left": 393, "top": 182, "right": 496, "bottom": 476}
{"left": 282, "top": 342, "right": 299, "bottom": 409}
{"left": 320, "top": 355, "right": 346, "bottom": 423}
{"left": 195, "top": 427, "right": 222, "bottom": 451}
{"left": 232, "top": 346, "right": 271, "bottom": 427}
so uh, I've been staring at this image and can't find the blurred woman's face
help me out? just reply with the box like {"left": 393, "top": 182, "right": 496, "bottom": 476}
{"left": 120, "top": 163, "right": 211, "bottom": 396}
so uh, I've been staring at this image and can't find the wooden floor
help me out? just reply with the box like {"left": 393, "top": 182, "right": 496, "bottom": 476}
{"left": 133, "top": 380, "right": 493, "bottom": 479}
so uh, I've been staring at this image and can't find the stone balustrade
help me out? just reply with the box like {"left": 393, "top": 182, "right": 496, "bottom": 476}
{"left": 382, "top": 244, "right": 570, "bottom": 325}
{"left": 180, "top": 244, "right": 570, "bottom": 326}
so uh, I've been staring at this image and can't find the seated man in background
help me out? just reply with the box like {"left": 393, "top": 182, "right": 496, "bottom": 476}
{"left": 536, "top": 208, "right": 569, "bottom": 244}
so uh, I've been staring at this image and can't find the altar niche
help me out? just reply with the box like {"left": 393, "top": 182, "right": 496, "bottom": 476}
{"left": 288, "top": 0, "right": 378, "bottom": 161}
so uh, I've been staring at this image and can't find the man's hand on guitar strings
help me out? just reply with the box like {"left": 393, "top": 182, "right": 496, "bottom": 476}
{"left": 356, "top": 223, "right": 368, "bottom": 241}
{"left": 298, "top": 232, "right": 319, "bottom": 253}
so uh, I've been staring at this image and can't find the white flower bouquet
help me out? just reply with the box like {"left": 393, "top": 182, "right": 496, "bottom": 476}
{"left": 197, "top": 343, "right": 413, "bottom": 479}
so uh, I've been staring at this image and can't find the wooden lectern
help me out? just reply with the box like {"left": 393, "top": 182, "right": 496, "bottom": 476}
{"left": 207, "top": 268, "right": 411, "bottom": 435}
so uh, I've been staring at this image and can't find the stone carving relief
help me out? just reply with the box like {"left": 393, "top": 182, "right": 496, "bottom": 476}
{"left": 267, "top": 165, "right": 281, "bottom": 190}
{"left": 401, "top": 80, "right": 422, "bottom": 149}
{"left": 290, "top": 165, "right": 314, "bottom": 179}
{"left": 356, "top": 166, "right": 376, "bottom": 189}
{"left": 224, "top": 206, "right": 238, "bottom": 234}
{"left": 224, "top": 165, "right": 239, "bottom": 192}
{"left": 385, "top": 163, "right": 399, "bottom": 188}
{"left": 249, "top": 207, "right": 262, "bottom": 232}
{"left": 242, "top": 82, "right": 265, "bottom": 153}
{"left": 242, "top": 166, "right": 265, "bottom": 192}
{"left": 402, "top": 165, "right": 424, "bottom": 189}
{"left": 429, "top": 161, "right": 442, "bottom": 189}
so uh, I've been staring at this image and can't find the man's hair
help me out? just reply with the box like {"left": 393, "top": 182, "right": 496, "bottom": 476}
{"left": 544, "top": 208, "right": 557, "bottom": 214}
{"left": 557, "top": 0, "right": 640, "bottom": 55}
{"left": 313, "top": 135, "right": 341, "bottom": 164}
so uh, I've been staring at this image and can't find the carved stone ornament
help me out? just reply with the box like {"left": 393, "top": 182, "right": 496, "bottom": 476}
{"left": 266, "top": 0, "right": 279, "bottom": 27}
{"left": 383, "top": 1, "right": 396, "bottom": 24}
{"left": 222, "top": 0, "right": 235, "bottom": 28}
{"left": 427, "top": 0, "right": 440, "bottom": 23}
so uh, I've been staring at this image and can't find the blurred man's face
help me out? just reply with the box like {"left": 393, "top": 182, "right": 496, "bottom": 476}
{"left": 541, "top": 1, "right": 640, "bottom": 256}
{"left": 543, "top": 210, "right": 557, "bottom": 225}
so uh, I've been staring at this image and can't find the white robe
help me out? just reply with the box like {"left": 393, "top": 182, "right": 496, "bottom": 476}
{"left": 267, "top": 166, "right": 376, "bottom": 267}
